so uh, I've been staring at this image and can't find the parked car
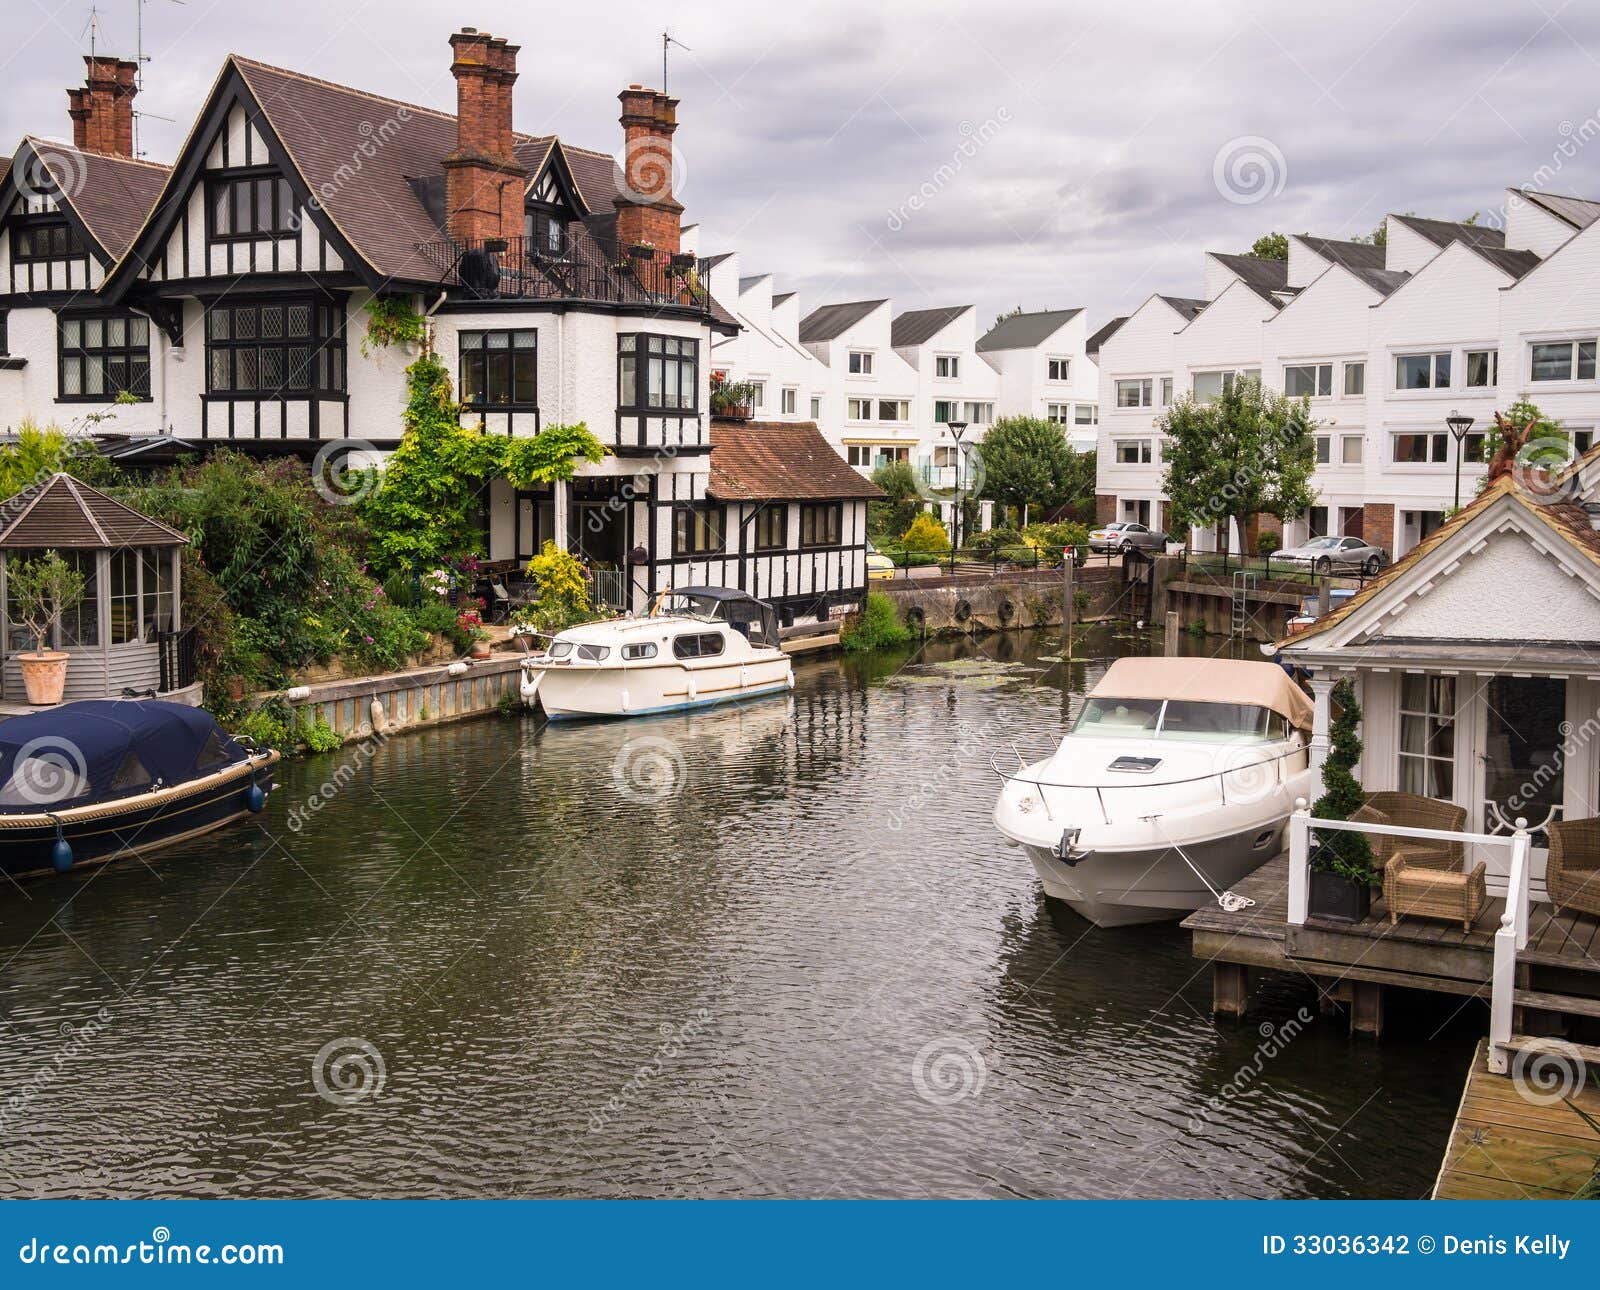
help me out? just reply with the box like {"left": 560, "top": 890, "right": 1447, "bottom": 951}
{"left": 1088, "top": 521, "right": 1168, "bottom": 554}
{"left": 1273, "top": 534, "right": 1389, "bottom": 576}
{"left": 865, "top": 542, "right": 896, "bottom": 581}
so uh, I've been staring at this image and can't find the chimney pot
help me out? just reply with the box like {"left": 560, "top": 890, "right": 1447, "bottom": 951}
{"left": 443, "top": 29, "right": 526, "bottom": 246}
{"left": 67, "top": 54, "right": 138, "bottom": 157}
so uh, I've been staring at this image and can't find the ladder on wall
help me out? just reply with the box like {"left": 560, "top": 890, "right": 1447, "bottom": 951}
{"left": 1230, "top": 571, "right": 1257, "bottom": 638}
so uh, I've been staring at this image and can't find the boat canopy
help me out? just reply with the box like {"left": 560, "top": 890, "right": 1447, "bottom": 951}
{"left": 666, "top": 587, "right": 779, "bottom": 649}
{"left": 0, "top": 700, "right": 247, "bottom": 811}
{"left": 1088, "top": 657, "right": 1314, "bottom": 730}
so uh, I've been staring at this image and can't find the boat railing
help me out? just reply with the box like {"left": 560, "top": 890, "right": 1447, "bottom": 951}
{"left": 991, "top": 742, "right": 1310, "bottom": 827}
{"left": 1283, "top": 802, "right": 1533, "bottom": 1075}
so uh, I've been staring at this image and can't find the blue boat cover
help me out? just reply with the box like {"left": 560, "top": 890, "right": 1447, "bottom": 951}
{"left": 0, "top": 700, "right": 245, "bottom": 811}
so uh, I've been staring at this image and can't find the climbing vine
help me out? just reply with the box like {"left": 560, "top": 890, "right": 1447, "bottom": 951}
{"left": 360, "top": 294, "right": 428, "bottom": 356}
{"left": 357, "top": 350, "right": 606, "bottom": 573}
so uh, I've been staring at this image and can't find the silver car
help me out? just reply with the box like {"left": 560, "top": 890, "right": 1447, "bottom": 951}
{"left": 1274, "top": 534, "right": 1388, "bottom": 576}
{"left": 1088, "top": 521, "right": 1168, "bottom": 554}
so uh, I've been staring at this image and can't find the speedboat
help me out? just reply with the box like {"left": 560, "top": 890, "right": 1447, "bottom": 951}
{"left": 992, "top": 657, "right": 1313, "bottom": 927}
{"left": 0, "top": 700, "right": 279, "bottom": 881}
{"left": 520, "top": 586, "right": 794, "bottom": 720}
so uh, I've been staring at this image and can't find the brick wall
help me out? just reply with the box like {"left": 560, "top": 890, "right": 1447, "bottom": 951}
{"left": 66, "top": 56, "right": 137, "bottom": 157}
{"left": 1095, "top": 493, "right": 1118, "bottom": 524}
{"left": 614, "top": 86, "right": 684, "bottom": 256}
{"left": 443, "top": 29, "right": 525, "bottom": 244}
{"left": 1359, "top": 502, "right": 1396, "bottom": 551}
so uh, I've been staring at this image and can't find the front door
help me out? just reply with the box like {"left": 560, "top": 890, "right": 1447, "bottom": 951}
{"left": 1473, "top": 675, "right": 1566, "bottom": 851}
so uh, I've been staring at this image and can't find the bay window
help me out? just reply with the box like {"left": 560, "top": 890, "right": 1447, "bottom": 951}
{"left": 619, "top": 333, "right": 698, "bottom": 411}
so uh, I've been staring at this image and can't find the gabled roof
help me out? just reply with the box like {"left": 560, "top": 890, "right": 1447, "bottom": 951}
{"left": 1346, "top": 265, "right": 1411, "bottom": 296}
{"left": 1294, "top": 234, "right": 1386, "bottom": 274}
{"left": 798, "top": 299, "right": 886, "bottom": 344}
{"left": 1158, "top": 295, "right": 1209, "bottom": 322}
{"left": 891, "top": 305, "right": 970, "bottom": 348}
{"left": 8, "top": 138, "right": 169, "bottom": 262}
{"left": 707, "top": 421, "right": 884, "bottom": 501}
{"left": 1514, "top": 189, "right": 1600, "bottom": 231}
{"left": 771, "top": 291, "right": 795, "bottom": 307}
{"left": 1471, "top": 244, "right": 1542, "bottom": 280}
{"left": 1391, "top": 213, "right": 1504, "bottom": 252}
{"left": 0, "top": 473, "right": 187, "bottom": 549}
{"left": 1207, "top": 251, "right": 1292, "bottom": 304}
{"left": 700, "top": 251, "right": 735, "bottom": 269}
{"left": 975, "top": 307, "right": 1083, "bottom": 352}
{"left": 1084, "top": 316, "right": 1126, "bottom": 357}
{"left": 739, "top": 274, "right": 771, "bottom": 292}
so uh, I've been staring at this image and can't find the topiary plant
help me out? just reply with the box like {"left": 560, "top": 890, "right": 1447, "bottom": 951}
{"left": 1310, "top": 677, "right": 1375, "bottom": 882}
{"left": 901, "top": 512, "right": 951, "bottom": 554}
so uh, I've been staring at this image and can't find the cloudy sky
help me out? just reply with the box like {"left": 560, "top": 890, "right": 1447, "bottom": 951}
{"left": 6, "top": 0, "right": 1600, "bottom": 331}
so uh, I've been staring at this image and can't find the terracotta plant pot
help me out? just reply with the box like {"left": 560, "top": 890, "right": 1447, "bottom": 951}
{"left": 17, "top": 651, "right": 69, "bottom": 706}
{"left": 470, "top": 641, "right": 493, "bottom": 660}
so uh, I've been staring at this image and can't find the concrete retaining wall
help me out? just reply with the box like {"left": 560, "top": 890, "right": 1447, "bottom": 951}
{"left": 1162, "top": 580, "right": 1303, "bottom": 641}
{"left": 877, "top": 566, "right": 1127, "bottom": 635}
{"left": 263, "top": 655, "right": 524, "bottom": 741}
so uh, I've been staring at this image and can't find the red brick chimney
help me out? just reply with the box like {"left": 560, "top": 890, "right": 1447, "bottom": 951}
{"left": 614, "top": 85, "right": 683, "bottom": 257}
{"left": 442, "top": 27, "right": 526, "bottom": 245}
{"left": 66, "top": 55, "right": 139, "bottom": 157}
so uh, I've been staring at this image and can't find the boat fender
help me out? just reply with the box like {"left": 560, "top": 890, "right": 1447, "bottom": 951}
{"left": 688, "top": 676, "right": 699, "bottom": 702}
{"left": 904, "top": 606, "right": 925, "bottom": 633}
{"left": 49, "top": 820, "right": 72, "bottom": 874}
{"left": 997, "top": 597, "right": 1016, "bottom": 624}
{"left": 245, "top": 772, "right": 266, "bottom": 814}
{"left": 955, "top": 599, "right": 972, "bottom": 624}
{"left": 786, "top": 671, "right": 795, "bottom": 691}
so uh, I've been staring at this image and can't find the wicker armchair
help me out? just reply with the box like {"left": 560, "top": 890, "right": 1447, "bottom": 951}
{"left": 1547, "top": 818, "right": 1600, "bottom": 917}
{"left": 1364, "top": 791, "right": 1467, "bottom": 871}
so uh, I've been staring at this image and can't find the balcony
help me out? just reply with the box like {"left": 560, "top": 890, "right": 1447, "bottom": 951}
{"left": 413, "top": 234, "right": 714, "bottom": 318}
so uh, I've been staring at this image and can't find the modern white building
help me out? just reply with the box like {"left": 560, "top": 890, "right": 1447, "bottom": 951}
{"left": 1095, "top": 192, "right": 1600, "bottom": 559}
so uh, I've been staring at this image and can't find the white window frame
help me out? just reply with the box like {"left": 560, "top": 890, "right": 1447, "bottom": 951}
{"left": 1463, "top": 348, "right": 1499, "bottom": 389}
{"left": 847, "top": 397, "right": 873, "bottom": 421}
{"left": 1390, "top": 430, "right": 1451, "bottom": 465}
{"left": 781, "top": 386, "right": 797, "bottom": 415}
{"left": 847, "top": 350, "right": 874, "bottom": 376}
{"left": 1114, "top": 438, "right": 1153, "bottom": 465}
{"left": 748, "top": 379, "right": 766, "bottom": 410}
{"left": 809, "top": 395, "right": 822, "bottom": 419}
{"left": 1283, "top": 363, "right": 1333, "bottom": 399}
{"left": 934, "top": 354, "right": 959, "bottom": 380}
{"left": 1046, "top": 403, "right": 1070, "bottom": 424}
{"left": 1527, "top": 337, "right": 1598, "bottom": 385}
{"left": 1342, "top": 361, "right": 1365, "bottom": 398}
{"left": 963, "top": 401, "right": 994, "bottom": 426}
{"left": 1046, "top": 356, "right": 1070, "bottom": 382}
{"left": 1074, "top": 403, "right": 1098, "bottom": 426}
{"left": 1393, "top": 351, "right": 1452, "bottom": 393}
{"left": 1115, "top": 378, "right": 1153, "bottom": 409}
{"left": 1341, "top": 435, "right": 1363, "bottom": 466}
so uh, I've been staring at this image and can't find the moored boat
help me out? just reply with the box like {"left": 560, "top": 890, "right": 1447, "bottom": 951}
{"left": 992, "top": 657, "right": 1313, "bottom": 927}
{"left": 520, "top": 587, "right": 794, "bottom": 720}
{"left": 0, "top": 700, "right": 279, "bottom": 881}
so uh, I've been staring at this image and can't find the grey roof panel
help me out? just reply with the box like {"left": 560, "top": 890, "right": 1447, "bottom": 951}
{"left": 1392, "top": 213, "right": 1505, "bottom": 251}
{"left": 1084, "top": 316, "right": 1126, "bottom": 356}
{"left": 975, "top": 307, "right": 1083, "bottom": 352}
{"left": 1516, "top": 189, "right": 1600, "bottom": 231}
{"left": 798, "top": 299, "right": 887, "bottom": 343}
{"left": 890, "top": 304, "right": 970, "bottom": 347}
{"left": 1158, "top": 295, "right": 1209, "bottom": 322}
{"left": 1295, "top": 235, "right": 1386, "bottom": 273}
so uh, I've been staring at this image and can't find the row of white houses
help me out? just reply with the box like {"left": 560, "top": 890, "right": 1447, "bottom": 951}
{"left": 1095, "top": 191, "right": 1600, "bottom": 558}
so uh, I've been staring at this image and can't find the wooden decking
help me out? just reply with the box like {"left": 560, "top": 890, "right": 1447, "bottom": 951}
{"left": 1182, "top": 855, "right": 1600, "bottom": 1025}
{"left": 1434, "top": 1040, "right": 1600, "bottom": 1199}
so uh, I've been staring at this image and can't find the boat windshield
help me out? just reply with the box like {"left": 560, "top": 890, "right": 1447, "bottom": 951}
{"left": 1072, "top": 697, "right": 1288, "bottom": 742}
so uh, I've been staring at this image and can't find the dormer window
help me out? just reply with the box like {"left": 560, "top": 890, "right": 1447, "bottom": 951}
{"left": 208, "top": 173, "right": 297, "bottom": 241}
{"left": 524, "top": 209, "right": 567, "bottom": 258}
{"left": 12, "top": 219, "right": 83, "bottom": 262}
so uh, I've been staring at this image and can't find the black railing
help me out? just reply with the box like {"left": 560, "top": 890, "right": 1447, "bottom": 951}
{"left": 872, "top": 544, "right": 1125, "bottom": 579}
{"left": 413, "top": 234, "right": 713, "bottom": 316}
{"left": 1175, "top": 549, "right": 1383, "bottom": 590}
{"left": 157, "top": 627, "right": 198, "bottom": 693}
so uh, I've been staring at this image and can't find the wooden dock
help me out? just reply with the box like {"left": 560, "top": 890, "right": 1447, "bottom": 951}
{"left": 1434, "top": 1039, "right": 1600, "bottom": 1198}
{"left": 1182, "top": 855, "right": 1600, "bottom": 1034}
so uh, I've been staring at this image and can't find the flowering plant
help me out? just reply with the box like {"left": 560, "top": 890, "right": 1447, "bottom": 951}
{"left": 455, "top": 607, "right": 487, "bottom": 640}
{"left": 422, "top": 568, "right": 451, "bottom": 598}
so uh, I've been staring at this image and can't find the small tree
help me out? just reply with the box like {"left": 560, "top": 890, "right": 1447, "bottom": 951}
{"left": 526, "top": 541, "right": 595, "bottom": 633}
{"left": 1159, "top": 375, "right": 1318, "bottom": 557}
{"left": 978, "top": 415, "right": 1089, "bottom": 525}
{"left": 869, "top": 460, "right": 921, "bottom": 539}
{"left": 1248, "top": 232, "right": 1289, "bottom": 260}
{"left": 7, "top": 551, "right": 87, "bottom": 654}
{"left": 901, "top": 513, "right": 950, "bottom": 554}
{"left": 1310, "top": 678, "right": 1374, "bottom": 882}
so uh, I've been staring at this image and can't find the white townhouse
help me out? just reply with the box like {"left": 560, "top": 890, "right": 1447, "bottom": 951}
{"left": 0, "top": 29, "right": 878, "bottom": 626}
{"left": 975, "top": 308, "right": 1101, "bottom": 450}
{"left": 1094, "top": 192, "right": 1600, "bottom": 560}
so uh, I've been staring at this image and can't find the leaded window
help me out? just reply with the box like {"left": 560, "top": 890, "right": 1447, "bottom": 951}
{"left": 620, "top": 334, "right": 699, "bottom": 412}
{"left": 205, "top": 299, "right": 345, "bottom": 397}
{"left": 57, "top": 313, "right": 151, "bottom": 401}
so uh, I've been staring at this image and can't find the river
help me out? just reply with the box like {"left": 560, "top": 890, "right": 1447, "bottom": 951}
{"left": 0, "top": 626, "right": 1477, "bottom": 1198}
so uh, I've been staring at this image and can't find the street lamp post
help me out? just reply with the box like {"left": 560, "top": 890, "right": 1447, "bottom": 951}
{"left": 1445, "top": 410, "right": 1476, "bottom": 511}
{"left": 946, "top": 420, "right": 969, "bottom": 558}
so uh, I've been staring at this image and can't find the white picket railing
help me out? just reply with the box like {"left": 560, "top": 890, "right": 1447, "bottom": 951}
{"left": 1284, "top": 801, "right": 1533, "bottom": 1074}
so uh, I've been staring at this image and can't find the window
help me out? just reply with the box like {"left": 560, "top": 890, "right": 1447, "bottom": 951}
{"left": 0, "top": 752, "right": 89, "bottom": 808}
{"left": 1341, "top": 435, "right": 1363, "bottom": 465}
{"left": 1307, "top": 505, "right": 1328, "bottom": 537}
{"left": 621, "top": 642, "right": 658, "bottom": 661}
{"left": 1074, "top": 404, "right": 1098, "bottom": 426}
{"left": 1193, "top": 369, "right": 1257, "bottom": 402}
{"left": 459, "top": 330, "right": 537, "bottom": 409}
{"left": 109, "top": 752, "right": 152, "bottom": 794}
{"left": 878, "top": 400, "right": 910, "bottom": 422}
{"left": 619, "top": 334, "right": 698, "bottom": 411}
{"left": 140, "top": 549, "right": 175, "bottom": 641}
{"left": 846, "top": 444, "right": 907, "bottom": 467}
{"left": 58, "top": 313, "right": 151, "bottom": 401}
{"left": 1160, "top": 377, "right": 1173, "bottom": 407}
{"left": 1530, "top": 338, "right": 1597, "bottom": 383}
{"left": 933, "top": 445, "right": 959, "bottom": 468}
{"left": 673, "top": 633, "right": 725, "bottom": 660}
{"left": 108, "top": 550, "right": 139, "bottom": 645}
{"left": 208, "top": 173, "right": 297, "bottom": 240}
{"left": 1115, "top": 439, "right": 1152, "bottom": 464}
{"left": 1398, "top": 674, "right": 1455, "bottom": 798}
{"left": 754, "top": 506, "right": 787, "bottom": 551}
{"left": 809, "top": 396, "right": 822, "bottom": 419}
{"left": 1392, "top": 432, "right": 1449, "bottom": 463}
{"left": 1343, "top": 361, "right": 1365, "bottom": 397}
{"left": 936, "top": 355, "right": 959, "bottom": 379}
{"left": 962, "top": 402, "right": 993, "bottom": 425}
{"left": 1465, "top": 349, "right": 1498, "bottom": 388}
{"left": 205, "top": 300, "right": 344, "bottom": 397}
{"left": 747, "top": 380, "right": 766, "bottom": 411}
{"left": 847, "top": 398, "right": 872, "bottom": 420}
{"left": 848, "top": 350, "right": 873, "bottom": 375}
{"left": 1575, "top": 428, "right": 1595, "bottom": 454}
{"left": 800, "top": 503, "right": 841, "bottom": 547}
{"left": 1314, "top": 436, "right": 1331, "bottom": 465}
{"left": 523, "top": 208, "right": 567, "bottom": 258}
{"left": 1395, "top": 352, "right": 1450, "bottom": 390}
{"left": 781, "top": 387, "right": 797, "bottom": 415}
{"left": 1046, "top": 403, "right": 1070, "bottom": 424}
{"left": 5, "top": 549, "right": 96, "bottom": 650}
{"left": 1047, "top": 357, "right": 1070, "bottom": 381}
{"left": 1116, "top": 378, "right": 1152, "bottom": 408}
{"left": 1284, "top": 364, "right": 1333, "bottom": 398}
{"left": 12, "top": 219, "right": 84, "bottom": 262}
{"left": 0, "top": 311, "right": 7, "bottom": 356}
{"left": 673, "top": 504, "right": 724, "bottom": 556}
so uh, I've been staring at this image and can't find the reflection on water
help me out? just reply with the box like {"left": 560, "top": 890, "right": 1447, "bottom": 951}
{"left": 0, "top": 626, "right": 1473, "bottom": 1197}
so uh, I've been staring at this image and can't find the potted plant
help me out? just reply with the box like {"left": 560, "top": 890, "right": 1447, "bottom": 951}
{"left": 1307, "top": 678, "right": 1377, "bottom": 922}
{"left": 507, "top": 608, "right": 542, "bottom": 653}
{"left": 7, "top": 550, "right": 87, "bottom": 706}
{"left": 456, "top": 607, "right": 491, "bottom": 659}
{"left": 709, "top": 371, "right": 758, "bottom": 420}
{"left": 628, "top": 241, "right": 655, "bottom": 261}
{"left": 669, "top": 251, "right": 696, "bottom": 270}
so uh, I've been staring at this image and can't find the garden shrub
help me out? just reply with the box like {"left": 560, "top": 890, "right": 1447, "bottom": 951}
{"left": 901, "top": 513, "right": 951, "bottom": 554}
{"left": 527, "top": 541, "right": 596, "bottom": 633}
{"left": 1256, "top": 530, "right": 1282, "bottom": 556}
{"left": 841, "top": 592, "right": 912, "bottom": 651}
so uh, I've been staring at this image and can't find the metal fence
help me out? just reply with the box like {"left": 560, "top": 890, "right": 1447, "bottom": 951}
{"left": 1176, "top": 549, "right": 1383, "bottom": 590}
{"left": 873, "top": 544, "right": 1125, "bottom": 579}
{"left": 157, "top": 627, "right": 197, "bottom": 693}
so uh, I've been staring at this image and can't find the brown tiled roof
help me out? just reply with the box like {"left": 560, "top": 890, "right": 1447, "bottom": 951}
{"left": 708, "top": 421, "right": 884, "bottom": 502}
{"left": 0, "top": 474, "right": 188, "bottom": 549}
{"left": 21, "top": 138, "right": 169, "bottom": 260}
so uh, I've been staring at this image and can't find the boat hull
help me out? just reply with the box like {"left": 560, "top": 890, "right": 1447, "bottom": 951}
{"left": 527, "top": 656, "right": 793, "bottom": 721}
{"left": 1016, "top": 821, "right": 1286, "bottom": 927}
{"left": 0, "top": 754, "right": 278, "bottom": 881}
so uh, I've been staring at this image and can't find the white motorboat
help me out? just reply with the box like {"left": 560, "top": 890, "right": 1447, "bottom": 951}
{"left": 520, "top": 586, "right": 794, "bottom": 721}
{"left": 992, "top": 656, "right": 1314, "bottom": 927}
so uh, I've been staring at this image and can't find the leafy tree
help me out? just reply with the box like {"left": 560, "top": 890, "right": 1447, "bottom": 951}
{"left": 1248, "top": 232, "right": 1289, "bottom": 260}
{"left": 0, "top": 420, "right": 119, "bottom": 497}
{"left": 868, "top": 459, "right": 921, "bottom": 539}
{"left": 1158, "top": 375, "right": 1317, "bottom": 555}
{"left": 1311, "top": 679, "right": 1375, "bottom": 882}
{"left": 6, "top": 551, "right": 87, "bottom": 653}
{"left": 978, "top": 415, "right": 1090, "bottom": 525}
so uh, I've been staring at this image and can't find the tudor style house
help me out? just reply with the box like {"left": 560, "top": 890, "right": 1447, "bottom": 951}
{"left": 0, "top": 30, "right": 875, "bottom": 625}
{"left": 1095, "top": 193, "right": 1600, "bottom": 558}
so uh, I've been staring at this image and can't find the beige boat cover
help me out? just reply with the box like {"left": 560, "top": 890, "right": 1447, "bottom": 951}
{"left": 1089, "top": 656, "right": 1314, "bottom": 730}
